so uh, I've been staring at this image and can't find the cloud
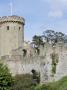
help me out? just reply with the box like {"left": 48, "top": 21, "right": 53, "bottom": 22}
{"left": 45, "top": 0, "right": 67, "bottom": 4}
{"left": 44, "top": 0, "right": 67, "bottom": 18}
{"left": 48, "top": 10, "right": 63, "bottom": 18}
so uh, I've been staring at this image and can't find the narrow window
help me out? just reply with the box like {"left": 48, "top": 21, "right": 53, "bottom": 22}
{"left": 7, "top": 26, "right": 9, "bottom": 30}
{"left": 19, "top": 27, "right": 21, "bottom": 30}
{"left": 23, "top": 49, "right": 27, "bottom": 57}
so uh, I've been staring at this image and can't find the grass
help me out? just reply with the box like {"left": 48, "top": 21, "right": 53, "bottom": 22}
{"left": 35, "top": 76, "right": 67, "bottom": 90}
{"left": 12, "top": 74, "right": 67, "bottom": 90}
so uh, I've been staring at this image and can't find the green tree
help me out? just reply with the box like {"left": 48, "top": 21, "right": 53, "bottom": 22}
{"left": 56, "top": 32, "right": 64, "bottom": 42}
{"left": 32, "top": 35, "right": 44, "bottom": 47}
{"left": 43, "top": 30, "right": 65, "bottom": 45}
{"left": 0, "top": 63, "right": 13, "bottom": 90}
{"left": 43, "top": 30, "right": 56, "bottom": 43}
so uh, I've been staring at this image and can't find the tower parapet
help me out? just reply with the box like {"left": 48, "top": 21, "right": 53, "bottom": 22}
{"left": 0, "top": 15, "right": 25, "bottom": 25}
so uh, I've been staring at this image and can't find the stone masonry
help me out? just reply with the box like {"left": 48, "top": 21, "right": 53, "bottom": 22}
{"left": 0, "top": 15, "right": 67, "bottom": 83}
{"left": 0, "top": 15, "right": 25, "bottom": 57}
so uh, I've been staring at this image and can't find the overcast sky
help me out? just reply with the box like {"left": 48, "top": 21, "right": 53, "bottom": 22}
{"left": 0, "top": 0, "right": 67, "bottom": 41}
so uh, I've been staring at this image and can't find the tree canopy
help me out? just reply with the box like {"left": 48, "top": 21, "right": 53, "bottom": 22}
{"left": 32, "top": 30, "right": 66, "bottom": 47}
{"left": 43, "top": 30, "right": 65, "bottom": 44}
{"left": 32, "top": 35, "right": 43, "bottom": 47}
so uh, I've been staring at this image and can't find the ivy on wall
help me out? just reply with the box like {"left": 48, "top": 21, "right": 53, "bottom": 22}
{"left": 51, "top": 53, "right": 59, "bottom": 76}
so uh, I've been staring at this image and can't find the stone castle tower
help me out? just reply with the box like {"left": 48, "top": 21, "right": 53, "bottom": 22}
{"left": 0, "top": 15, "right": 25, "bottom": 57}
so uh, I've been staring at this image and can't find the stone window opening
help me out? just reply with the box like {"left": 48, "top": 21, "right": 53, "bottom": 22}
{"left": 31, "top": 69, "right": 40, "bottom": 85}
{"left": 7, "top": 26, "right": 9, "bottom": 30}
{"left": 23, "top": 49, "right": 27, "bottom": 57}
{"left": 19, "top": 27, "right": 21, "bottom": 30}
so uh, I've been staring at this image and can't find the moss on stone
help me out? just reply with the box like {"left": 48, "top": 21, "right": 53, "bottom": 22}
{"left": 51, "top": 53, "right": 59, "bottom": 75}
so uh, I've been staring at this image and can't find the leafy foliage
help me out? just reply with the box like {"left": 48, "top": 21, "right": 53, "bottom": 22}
{"left": 56, "top": 32, "right": 64, "bottom": 41}
{"left": 43, "top": 30, "right": 65, "bottom": 44}
{"left": 32, "top": 30, "right": 66, "bottom": 47}
{"left": 43, "top": 30, "right": 56, "bottom": 42}
{"left": 32, "top": 35, "right": 44, "bottom": 47}
{"left": 0, "top": 63, "right": 13, "bottom": 90}
{"left": 51, "top": 53, "right": 59, "bottom": 75}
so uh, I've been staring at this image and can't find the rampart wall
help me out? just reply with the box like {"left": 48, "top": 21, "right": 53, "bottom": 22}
{"left": 1, "top": 42, "right": 67, "bottom": 83}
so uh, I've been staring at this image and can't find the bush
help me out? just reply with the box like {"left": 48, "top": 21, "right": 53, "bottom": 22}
{"left": 0, "top": 63, "right": 14, "bottom": 90}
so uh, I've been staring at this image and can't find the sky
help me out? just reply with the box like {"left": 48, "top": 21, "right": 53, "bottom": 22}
{"left": 0, "top": 0, "right": 67, "bottom": 41}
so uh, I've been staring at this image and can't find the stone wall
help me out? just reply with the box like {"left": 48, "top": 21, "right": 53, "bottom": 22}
{"left": 1, "top": 42, "right": 67, "bottom": 83}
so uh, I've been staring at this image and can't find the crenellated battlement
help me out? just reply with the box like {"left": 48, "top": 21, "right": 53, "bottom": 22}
{"left": 0, "top": 15, "right": 25, "bottom": 24}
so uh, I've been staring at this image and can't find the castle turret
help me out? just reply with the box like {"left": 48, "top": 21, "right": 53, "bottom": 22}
{"left": 0, "top": 15, "right": 25, "bottom": 57}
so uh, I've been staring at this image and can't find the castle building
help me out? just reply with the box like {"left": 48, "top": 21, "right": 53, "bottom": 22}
{"left": 0, "top": 15, "right": 25, "bottom": 57}
{"left": 0, "top": 15, "right": 67, "bottom": 84}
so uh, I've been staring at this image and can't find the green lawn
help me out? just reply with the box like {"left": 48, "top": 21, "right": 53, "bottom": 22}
{"left": 35, "top": 76, "right": 67, "bottom": 90}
